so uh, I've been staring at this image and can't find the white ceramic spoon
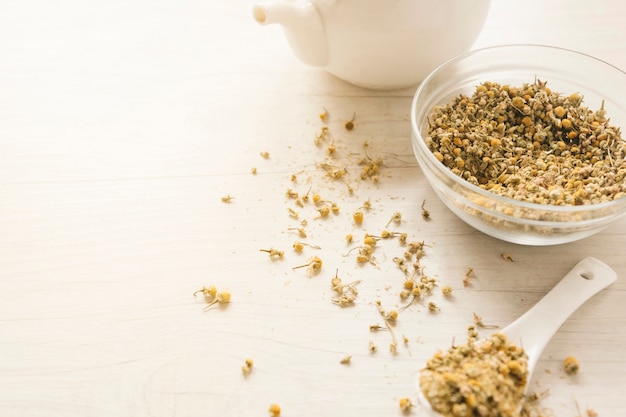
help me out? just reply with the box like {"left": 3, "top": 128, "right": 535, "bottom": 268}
{"left": 417, "top": 256, "right": 617, "bottom": 416}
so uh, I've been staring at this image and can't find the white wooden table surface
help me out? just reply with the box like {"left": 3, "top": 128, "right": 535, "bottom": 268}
{"left": 1, "top": 1, "right": 625, "bottom": 416}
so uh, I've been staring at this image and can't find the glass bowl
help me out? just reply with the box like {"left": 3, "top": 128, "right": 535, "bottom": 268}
{"left": 411, "top": 44, "right": 626, "bottom": 245}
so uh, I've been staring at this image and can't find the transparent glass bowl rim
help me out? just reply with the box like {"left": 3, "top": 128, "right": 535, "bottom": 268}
{"left": 410, "top": 43, "right": 626, "bottom": 217}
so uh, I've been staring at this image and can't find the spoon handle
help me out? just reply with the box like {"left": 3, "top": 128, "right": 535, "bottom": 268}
{"left": 501, "top": 257, "right": 617, "bottom": 371}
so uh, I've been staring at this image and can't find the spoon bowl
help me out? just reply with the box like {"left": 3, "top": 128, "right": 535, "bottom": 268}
{"left": 417, "top": 257, "right": 617, "bottom": 416}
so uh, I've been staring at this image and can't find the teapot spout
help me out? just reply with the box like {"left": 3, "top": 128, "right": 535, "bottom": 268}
{"left": 253, "top": 1, "right": 328, "bottom": 67}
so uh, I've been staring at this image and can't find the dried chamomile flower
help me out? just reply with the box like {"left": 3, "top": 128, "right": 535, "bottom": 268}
{"left": 221, "top": 195, "right": 234, "bottom": 203}
{"left": 586, "top": 408, "right": 598, "bottom": 417}
{"left": 355, "top": 254, "right": 370, "bottom": 264}
{"left": 374, "top": 301, "right": 399, "bottom": 349}
{"left": 287, "top": 208, "right": 299, "bottom": 219}
{"left": 314, "top": 125, "right": 330, "bottom": 145}
{"left": 427, "top": 301, "right": 439, "bottom": 312}
{"left": 318, "top": 162, "right": 347, "bottom": 180}
{"left": 285, "top": 188, "right": 298, "bottom": 199}
{"left": 260, "top": 151, "right": 270, "bottom": 159}
{"left": 330, "top": 270, "right": 343, "bottom": 292}
{"left": 292, "top": 256, "right": 323, "bottom": 274}
{"left": 369, "top": 341, "right": 378, "bottom": 352}
{"left": 407, "top": 241, "right": 428, "bottom": 259}
{"left": 359, "top": 155, "right": 383, "bottom": 180}
{"left": 316, "top": 205, "right": 330, "bottom": 218}
{"left": 241, "top": 358, "right": 254, "bottom": 375}
{"left": 421, "top": 199, "right": 430, "bottom": 220}
{"left": 301, "top": 186, "right": 311, "bottom": 203}
{"left": 260, "top": 247, "right": 284, "bottom": 259}
{"left": 292, "top": 241, "right": 321, "bottom": 253}
{"left": 466, "top": 324, "right": 479, "bottom": 340}
{"left": 327, "top": 141, "right": 336, "bottom": 155}
{"left": 339, "top": 355, "right": 352, "bottom": 365}
{"left": 385, "top": 309, "right": 399, "bottom": 323}
{"left": 473, "top": 312, "right": 499, "bottom": 329}
{"left": 251, "top": 166, "right": 257, "bottom": 175}
{"left": 352, "top": 209, "right": 364, "bottom": 224}
{"left": 292, "top": 241, "right": 305, "bottom": 253}
{"left": 363, "top": 234, "right": 379, "bottom": 247}
{"left": 319, "top": 107, "right": 329, "bottom": 121}
{"left": 387, "top": 211, "right": 402, "bottom": 227}
{"left": 393, "top": 257, "right": 410, "bottom": 276}
{"left": 501, "top": 253, "right": 514, "bottom": 262}
{"left": 399, "top": 284, "right": 423, "bottom": 311}
{"left": 399, "top": 397, "right": 413, "bottom": 413}
{"left": 330, "top": 271, "right": 360, "bottom": 307}
{"left": 203, "top": 290, "right": 231, "bottom": 311}
{"left": 463, "top": 267, "right": 475, "bottom": 287}
{"left": 563, "top": 356, "right": 580, "bottom": 375}
{"left": 343, "top": 243, "right": 373, "bottom": 260}
{"left": 288, "top": 227, "right": 307, "bottom": 238}
{"left": 370, "top": 324, "right": 385, "bottom": 332}
{"left": 345, "top": 233, "right": 354, "bottom": 244}
{"left": 268, "top": 403, "right": 281, "bottom": 417}
{"left": 441, "top": 285, "right": 453, "bottom": 296}
{"left": 193, "top": 285, "right": 217, "bottom": 299}
{"left": 344, "top": 112, "right": 356, "bottom": 130}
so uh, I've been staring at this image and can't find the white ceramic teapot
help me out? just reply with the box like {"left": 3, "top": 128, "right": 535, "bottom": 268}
{"left": 253, "top": 0, "right": 491, "bottom": 90}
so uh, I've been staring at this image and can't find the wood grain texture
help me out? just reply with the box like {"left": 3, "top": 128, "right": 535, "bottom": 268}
{"left": 1, "top": 1, "right": 625, "bottom": 416}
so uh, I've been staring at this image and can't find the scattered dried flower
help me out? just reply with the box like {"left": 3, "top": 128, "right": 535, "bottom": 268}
{"left": 319, "top": 107, "right": 329, "bottom": 121}
{"left": 473, "top": 312, "right": 499, "bottom": 329}
{"left": 344, "top": 112, "right": 356, "bottom": 130}
{"left": 399, "top": 397, "right": 413, "bottom": 413}
{"left": 463, "top": 267, "right": 475, "bottom": 287}
{"left": 288, "top": 227, "right": 307, "bottom": 238}
{"left": 292, "top": 241, "right": 321, "bottom": 253}
{"left": 268, "top": 403, "right": 281, "bottom": 417}
{"left": 564, "top": 356, "right": 580, "bottom": 375}
{"left": 421, "top": 199, "right": 430, "bottom": 220}
{"left": 193, "top": 285, "right": 217, "bottom": 299}
{"left": 203, "top": 290, "right": 231, "bottom": 311}
{"left": 221, "top": 195, "right": 234, "bottom": 203}
{"left": 260, "top": 247, "right": 284, "bottom": 259}
{"left": 441, "top": 285, "right": 453, "bottom": 296}
{"left": 285, "top": 188, "right": 298, "bottom": 199}
{"left": 340, "top": 355, "right": 352, "bottom": 365}
{"left": 501, "top": 253, "right": 514, "bottom": 262}
{"left": 241, "top": 358, "right": 254, "bottom": 375}
{"left": 292, "top": 256, "right": 323, "bottom": 274}
{"left": 386, "top": 211, "right": 402, "bottom": 227}
{"left": 586, "top": 408, "right": 598, "bottom": 417}
{"left": 287, "top": 208, "right": 299, "bottom": 219}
